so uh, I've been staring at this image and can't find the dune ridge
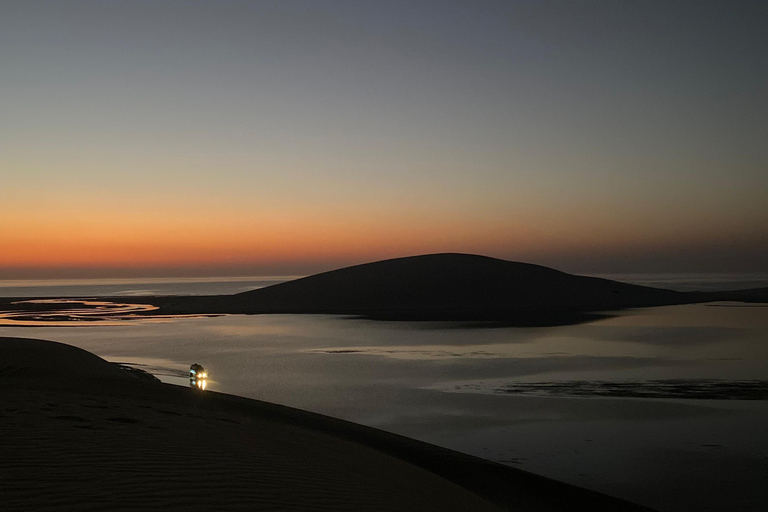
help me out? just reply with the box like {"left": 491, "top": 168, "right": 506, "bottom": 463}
{"left": 0, "top": 336, "right": 655, "bottom": 511}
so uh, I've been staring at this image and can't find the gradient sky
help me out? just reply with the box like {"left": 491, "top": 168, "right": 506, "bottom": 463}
{"left": 2, "top": 0, "right": 767, "bottom": 278}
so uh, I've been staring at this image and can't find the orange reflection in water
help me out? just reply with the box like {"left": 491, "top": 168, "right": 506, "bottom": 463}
{"left": 0, "top": 299, "right": 211, "bottom": 326}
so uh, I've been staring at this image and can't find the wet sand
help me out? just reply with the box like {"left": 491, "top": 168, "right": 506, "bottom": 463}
{"left": 0, "top": 336, "right": 653, "bottom": 511}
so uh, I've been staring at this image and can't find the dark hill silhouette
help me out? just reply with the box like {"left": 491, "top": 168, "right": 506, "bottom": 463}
{"left": 5, "top": 253, "right": 764, "bottom": 326}
{"left": 217, "top": 253, "right": 691, "bottom": 324}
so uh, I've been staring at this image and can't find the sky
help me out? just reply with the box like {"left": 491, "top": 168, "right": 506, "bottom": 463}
{"left": 1, "top": 0, "right": 767, "bottom": 278}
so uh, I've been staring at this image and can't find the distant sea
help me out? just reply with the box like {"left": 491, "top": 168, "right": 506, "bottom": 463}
{"left": 591, "top": 273, "right": 768, "bottom": 292}
{"left": 0, "top": 276, "right": 298, "bottom": 298}
{"left": 0, "top": 272, "right": 767, "bottom": 298}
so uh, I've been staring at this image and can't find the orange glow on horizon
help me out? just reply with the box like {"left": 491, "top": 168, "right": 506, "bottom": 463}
{"left": 3, "top": 199, "right": 765, "bottom": 274}
{"left": 0, "top": 205, "right": 561, "bottom": 269}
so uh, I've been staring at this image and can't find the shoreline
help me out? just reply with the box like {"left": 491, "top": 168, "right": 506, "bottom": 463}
{"left": 0, "top": 336, "right": 654, "bottom": 511}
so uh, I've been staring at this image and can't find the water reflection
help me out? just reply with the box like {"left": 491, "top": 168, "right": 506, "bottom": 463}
{"left": 0, "top": 299, "right": 215, "bottom": 326}
{"left": 1, "top": 302, "right": 767, "bottom": 511}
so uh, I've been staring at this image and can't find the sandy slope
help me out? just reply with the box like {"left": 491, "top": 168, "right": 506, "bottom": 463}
{"left": 0, "top": 337, "right": 653, "bottom": 511}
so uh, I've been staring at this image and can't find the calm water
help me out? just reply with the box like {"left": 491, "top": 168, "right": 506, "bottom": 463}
{"left": 0, "top": 276, "right": 298, "bottom": 298}
{"left": 1, "top": 277, "right": 767, "bottom": 511}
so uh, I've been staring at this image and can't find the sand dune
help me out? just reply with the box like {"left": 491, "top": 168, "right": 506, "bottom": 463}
{"left": 111, "top": 253, "right": 694, "bottom": 325}
{"left": 229, "top": 253, "right": 688, "bottom": 315}
{"left": 120, "top": 254, "right": 767, "bottom": 323}
{"left": 2, "top": 254, "right": 766, "bottom": 326}
{"left": 0, "top": 336, "right": 654, "bottom": 511}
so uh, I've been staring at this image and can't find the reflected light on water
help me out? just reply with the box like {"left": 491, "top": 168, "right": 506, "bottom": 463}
{"left": 1, "top": 301, "right": 767, "bottom": 511}
{"left": 0, "top": 299, "right": 213, "bottom": 326}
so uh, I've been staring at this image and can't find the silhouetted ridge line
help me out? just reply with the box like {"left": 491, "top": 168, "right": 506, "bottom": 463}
{"left": 223, "top": 253, "right": 688, "bottom": 323}
{"left": 8, "top": 253, "right": 763, "bottom": 326}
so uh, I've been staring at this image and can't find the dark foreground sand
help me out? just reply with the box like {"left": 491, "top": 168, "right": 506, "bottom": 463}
{"left": 0, "top": 337, "right": 653, "bottom": 511}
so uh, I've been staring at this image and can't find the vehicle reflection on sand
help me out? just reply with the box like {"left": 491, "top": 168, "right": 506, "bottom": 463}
{"left": 0, "top": 299, "right": 216, "bottom": 326}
